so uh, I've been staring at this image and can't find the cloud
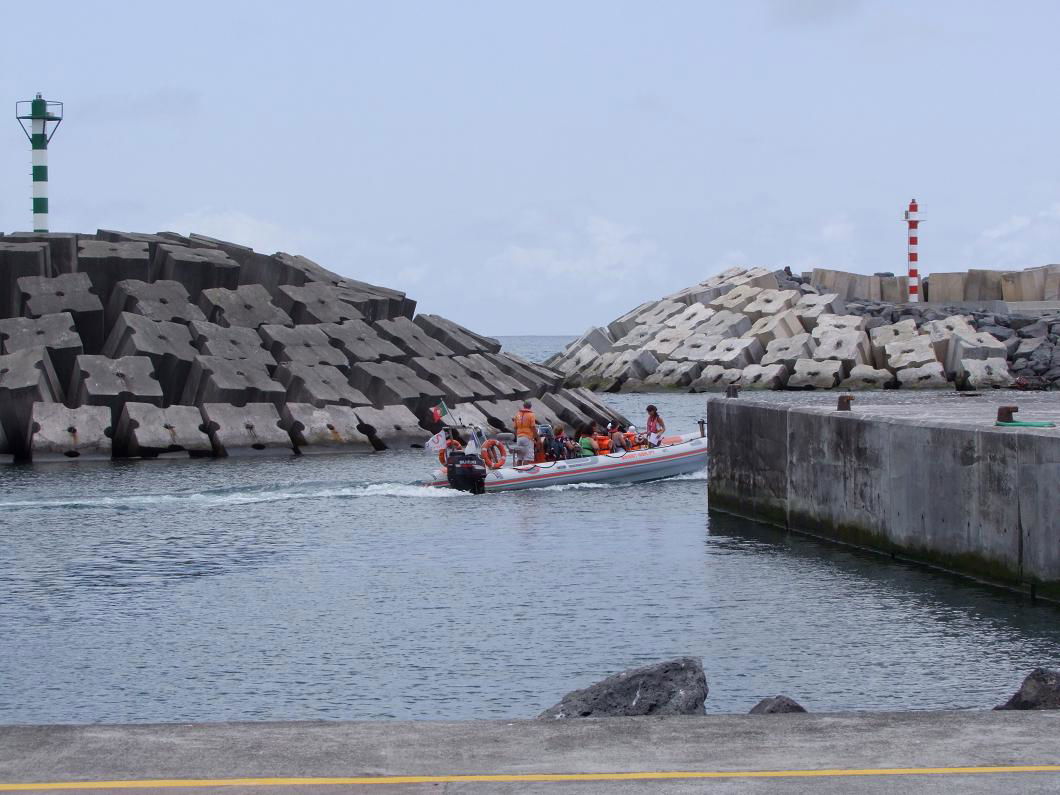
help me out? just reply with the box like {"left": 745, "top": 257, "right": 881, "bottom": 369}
{"left": 969, "top": 203, "right": 1060, "bottom": 266}
{"left": 161, "top": 208, "right": 311, "bottom": 255}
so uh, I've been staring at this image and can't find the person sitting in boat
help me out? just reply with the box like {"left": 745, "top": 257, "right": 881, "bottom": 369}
{"left": 645, "top": 405, "right": 666, "bottom": 446}
{"left": 577, "top": 422, "right": 600, "bottom": 457}
{"left": 547, "top": 424, "right": 577, "bottom": 460}
{"left": 608, "top": 422, "right": 631, "bottom": 453}
{"left": 625, "top": 425, "right": 641, "bottom": 449}
{"left": 512, "top": 401, "right": 539, "bottom": 465}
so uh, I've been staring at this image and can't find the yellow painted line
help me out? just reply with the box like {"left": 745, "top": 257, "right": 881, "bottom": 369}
{"left": 3, "top": 766, "right": 1060, "bottom": 790}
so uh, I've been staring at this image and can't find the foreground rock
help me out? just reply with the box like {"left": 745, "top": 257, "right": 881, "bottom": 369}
{"left": 539, "top": 657, "right": 708, "bottom": 719}
{"left": 749, "top": 695, "right": 807, "bottom": 714}
{"left": 995, "top": 669, "right": 1060, "bottom": 710}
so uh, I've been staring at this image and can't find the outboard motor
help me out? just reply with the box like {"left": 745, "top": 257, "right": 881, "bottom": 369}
{"left": 446, "top": 452, "right": 488, "bottom": 494}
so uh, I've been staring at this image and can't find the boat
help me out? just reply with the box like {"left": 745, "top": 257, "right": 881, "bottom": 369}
{"left": 424, "top": 431, "right": 708, "bottom": 493}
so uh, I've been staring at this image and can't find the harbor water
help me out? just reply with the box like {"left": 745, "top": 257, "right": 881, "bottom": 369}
{"left": 1, "top": 336, "right": 1058, "bottom": 725}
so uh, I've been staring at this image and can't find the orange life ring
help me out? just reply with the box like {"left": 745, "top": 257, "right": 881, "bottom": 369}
{"left": 481, "top": 439, "right": 507, "bottom": 470}
{"left": 438, "top": 439, "right": 463, "bottom": 464}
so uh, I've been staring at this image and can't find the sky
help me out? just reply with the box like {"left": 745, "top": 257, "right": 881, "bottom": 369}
{"left": 3, "top": 0, "right": 1060, "bottom": 334}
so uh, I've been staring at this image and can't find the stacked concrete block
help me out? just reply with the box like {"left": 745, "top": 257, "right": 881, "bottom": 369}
{"left": 76, "top": 240, "right": 150, "bottom": 307}
{"left": 925, "top": 272, "right": 967, "bottom": 303}
{"left": 96, "top": 229, "right": 186, "bottom": 258}
{"left": 28, "top": 403, "right": 112, "bottom": 462}
{"left": 634, "top": 300, "right": 686, "bottom": 327}
{"left": 1001, "top": 268, "right": 1048, "bottom": 302}
{"left": 690, "top": 365, "right": 743, "bottom": 391}
{"left": 276, "top": 282, "right": 364, "bottom": 325}
{"left": 0, "top": 347, "right": 64, "bottom": 458}
{"left": 740, "top": 363, "right": 789, "bottom": 390}
{"left": 699, "top": 309, "right": 752, "bottom": 339}
{"left": 353, "top": 404, "right": 424, "bottom": 449}
{"left": 956, "top": 358, "right": 1014, "bottom": 391}
{"left": 743, "top": 309, "right": 802, "bottom": 348}
{"left": 703, "top": 337, "right": 764, "bottom": 368}
{"left": 319, "top": 320, "right": 405, "bottom": 364}
{"left": 884, "top": 336, "right": 939, "bottom": 372}
{"left": 1044, "top": 265, "right": 1060, "bottom": 301}
{"left": 412, "top": 314, "right": 502, "bottom": 355}
{"left": 199, "top": 402, "right": 293, "bottom": 456}
{"left": 869, "top": 319, "right": 919, "bottom": 368}
{"left": 642, "top": 327, "right": 687, "bottom": 359}
{"left": 478, "top": 352, "right": 560, "bottom": 396}
{"left": 810, "top": 269, "right": 881, "bottom": 301}
{"left": 281, "top": 403, "right": 374, "bottom": 453}
{"left": 4, "top": 232, "right": 78, "bottom": 275}
{"left": 115, "top": 403, "right": 213, "bottom": 458}
{"left": 562, "top": 387, "right": 629, "bottom": 429}
{"left": 788, "top": 358, "right": 843, "bottom": 389}
{"left": 811, "top": 314, "right": 867, "bottom": 338}
{"left": 642, "top": 360, "right": 703, "bottom": 388}
{"left": 794, "top": 293, "right": 845, "bottom": 331}
{"left": 742, "top": 289, "right": 799, "bottom": 322}
{"left": 0, "top": 242, "right": 50, "bottom": 317}
{"left": 181, "top": 356, "right": 286, "bottom": 407}
{"left": 606, "top": 301, "right": 654, "bottom": 341}
{"left": 839, "top": 365, "right": 897, "bottom": 390}
{"left": 670, "top": 333, "right": 726, "bottom": 363}
{"left": 664, "top": 281, "right": 732, "bottom": 306}
{"left": 573, "top": 350, "right": 618, "bottom": 387}
{"left": 709, "top": 284, "right": 762, "bottom": 313}
{"left": 102, "top": 313, "right": 198, "bottom": 402}
{"left": 811, "top": 330, "right": 870, "bottom": 376}
{"left": 150, "top": 244, "right": 239, "bottom": 301}
{"left": 374, "top": 316, "right": 455, "bottom": 359}
{"left": 0, "top": 313, "right": 84, "bottom": 390}
{"left": 455, "top": 353, "right": 532, "bottom": 399}
{"left": 600, "top": 349, "right": 660, "bottom": 383}
{"left": 944, "top": 332, "right": 1007, "bottom": 378}
{"left": 258, "top": 324, "right": 349, "bottom": 369}
{"left": 409, "top": 356, "right": 495, "bottom": 402}
{"left": 761, "top": 333, "right": 817, "bottom": 370}
{"left": 613, "top": 323, "right": 667, "bottom": 352}
{"left": 188, "top": 320, "right": 276, "bottom": 365}
{"left": 334, "top": 280, "right": 415, "bottom": 322}
{"left": 107, "top": 280, "right": 206, "bottom": 327}
{"left": 897, "top": 362, "right": 949, "bottom": 389}
{"left": 663, "top": 302, "right": 715, "bottom": 330}
{"left": 17, "top": 272, "right": 105, "bottom": 354}
{"left": 729, "top": 267, "right": 780, "bottom": 290}
{"left": 921, "top": 315, "right": 976, "bottom": 361}
{"left": 69, "top": 355, "right": 164, "bottom": 426}
{"left": 964, "top": 269, "right": 1008, "bottom": 301}
{"left": 348, "top": 360, "right": 445, "bottom": 413}
{"left": 273, "top": 363, "right": 370, "bottom": 407}
{"left": 879, "top": 275, "right": 910, "bottom": 304}
{"left": 198, "top": 284, "right": 293, "bottom": 329}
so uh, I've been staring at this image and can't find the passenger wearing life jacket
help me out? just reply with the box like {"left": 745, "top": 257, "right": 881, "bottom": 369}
{"left": 625, "top": 426, "right": 639, "bottom": 449}
{"left": 608, "top": 422, "right": 630, "bottom": 453}
{"left": 646, "top": 404, "right": 666, "bottom": 447}
{"left": 593, "top": 432, "right": 611, "bottom": 453}
{"left": 511, "top": 400, "right": 539, "bottom": 466}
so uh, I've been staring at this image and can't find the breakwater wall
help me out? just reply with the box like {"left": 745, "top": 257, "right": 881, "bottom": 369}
{"left": 707, "top": 395, "right": 1060, "bottom": 597}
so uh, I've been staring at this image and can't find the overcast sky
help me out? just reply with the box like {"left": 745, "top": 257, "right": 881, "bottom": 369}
{"left": 3, "top": 0, "right": 1059, "bottom": 334}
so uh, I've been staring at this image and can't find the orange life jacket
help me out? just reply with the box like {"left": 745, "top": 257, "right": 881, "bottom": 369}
{"left": 514, "top": 408, "right": 537, "bottom": 439}
{"left": 594, "top": 434, "right": 611, "bottom": 453}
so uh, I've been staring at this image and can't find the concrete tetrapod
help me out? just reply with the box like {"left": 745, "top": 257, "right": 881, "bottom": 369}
{"left": 944, "top": 332, "right": 1007, "bottom": 379}
{"left": 412, "top": 314, "right": 502, "bottom": 355}
{"left": 273, "top": 363, "right": 371, "bottom": 407}
{"left": 812, "top": 331, "right": 869, "bottom": 377}
{"left": 869, "top": 319, "right": 919, "bottom": 369}
{"left": 957, "top": 358, "right": 1014, "bottom": 390}
{"left": 408, "top": 355, "right": 497, "bottom": 402}
{"left": 28, "top": 403, "right": 112, "bottom": 462}
{"left": 276, "top": 282, "right": 365, "bottom": 325}
{"left": 897, "top": 361, "right": 950, "bottom": 388}
{"left": 740, "top": 363, "right": 789, "bottom": 389}
{"left": 0, "top": 347, "right": 65, "bottom": 459}
{"left": 922, "top": 315, "right": 977, "bottom": 361}
{"left": 793, "top": 292, "right": 845, "bottom": 331}
{"left": 69, "top": 355, "right": 164, "bottom": 426}
{"left": 0, "top": 312, "right": 84, "bottom": 391}
{"left": 17, "top": 272, "right": 105, "bottom": 354}
{"left": 258, "top": 325, "right": 349, "bottom": 370}
{"left": 374, "top": 316, "right": 454, "bottom": 359}
{"left": 642, "top": 359, "right": 703, "bottom": 388}
{"left": 318, "top": 320, "right": 405, "bottom": 364}
{"left": 181, "top": 356, "right": 286, "bottom": 407}
{"left": 788, "top": 358, "right": 843, "bottom": 389}
{"left": 106, "top": 279, "right": 206, "bottom": 327}
{"left": 281, "top": 403, "right": 374, "bottom": 453}
{"left": 348, "top": 360, "right": 445, "bottom": 414}
{"left": 115, "top": 403, "right": 213, "bottom": 458}
{"left": 454, "top": 353, "right": 533, "bottom": 399}
{"left": 690, "top": 365, "right": 743, "bottom": 391}
{"left": 188, "top": 321, "right": 276, "bottom": 365}
{"left": 742, "top": 289, "right": 799, "bottom": 322}
{"left": 199, "top": 402, "right": 293, "bottom": 456}
{"left": 742, "top": 309, "right": 802, "bottom": 348}
{"left": 199, "top": 284, "right": 293, "bottom": 329}
{"left": 102, "top": 312, "right": 198, "bottom": 403}
{"left": 839, "top": 364, "right": 898, "bottom": 390}
{"left": 761, "top": 333, "right": 817, "bottom": 370}
{"left": 884, "top": 335, "right": 938, "bottom": 371}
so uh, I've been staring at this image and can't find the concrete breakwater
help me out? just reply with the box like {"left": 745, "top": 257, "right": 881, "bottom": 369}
{"left": 707, "top": 393, "right": 1060, "bottom": 598}
{"left": 0, "top": 230, "right": 624, "bottom": 462}
{"left": 547, "top": 265, "right": 1060, "bottom": 393}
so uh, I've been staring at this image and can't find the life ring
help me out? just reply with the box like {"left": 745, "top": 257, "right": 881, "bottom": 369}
{"left": 481, "top": 439, "right": 506, "bottom": 470}
{"left": 438, "top": 439, "right": 464, "bottom": 465}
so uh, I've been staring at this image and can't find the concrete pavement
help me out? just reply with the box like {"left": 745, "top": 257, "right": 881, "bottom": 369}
{"left": 2, "top": 710, "right": 1060, "bottom": 793}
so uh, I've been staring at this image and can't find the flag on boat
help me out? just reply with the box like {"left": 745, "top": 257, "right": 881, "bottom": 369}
{"left": 425, "top": 430, "right": 447, "bottom": 452}
{"left": 430, "top": 400, "right": 455, "bottom": 425}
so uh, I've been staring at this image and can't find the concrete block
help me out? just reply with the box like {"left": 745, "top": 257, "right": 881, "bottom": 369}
{"left": 703, "top": 337, "right": 764, "bottom": 368}
{"left": 709, "top": 284, "right": 762, "bottom": 313}
{"left": 669, "top": 333, "right": 726, "bottom": 363}
{"left": 454, "top": 353, "right": 532, "bottom": 399}
{"left": 612, "top": 323, "right": 666, "bottom": 352}
{"left": 896, "top": 361, "right": 949, "bottom": 389}
{"left": 1044, "top": 265, "right": 1060, "bottom": 301}
{"left": 150, "top": 244, "right": 239, "bottom": 301}
{"left": 95, "top": 229, "right": 186, "bottom": 259}
{"left": 412, "top": 313, "right": 502, "bottom": 355}
{"left": 922, "top": 315, "right": 976, "bottom": 361}
{"left": 0, "top": 312, "right": 83, "bottom": 391}
{"left": 879, "top": 275, "right": 910, "bottom": 303}
{"left": 839, "top": 364, "right": 897, "bottom": 390}
{"left": 957, "top": 358, "right": 1014, "bottom": 391}
{"left": 0, "top": 417, "right": 10, "bottom": 464}
{"left": 642, "top": 327, "right": 687, "bottom": 359}
{"left": 0, "top": 347, "right": 64, "bottom": 458}
{"left": 70, "top": 355, "right": 163, "bottom": 428}
{"left": 275, "top": 282, "right": 364, "bottom": 325}
{"left": 606, "top": 301, "right": 654, "bottom": 341}
{"left": 869, "top": 319, "right": 920, "bottom": 368}
{"left": 699, "top": 309, "right": 752, "bottom": 338}
{"left": 4, "top": 232, "right": 78, "bottom": 275}
{"left": 642, "top": 360, "right": 703, "bottom": 388}
{"left": 811, "top": 314, "right": 867, "bottom": 337}
{"left": 634, "top": 300, "right": 686, "bottom": 326}
{"left": 319, "top": 320, "right": 405, "bottom": 364}
{"left": 75, "top": 240, "right": 150, "bottom": 308}
{"left": 664, "top": 282, "right": 733, "bottom": 306}
{"left": 794, "top": 293, "right": 845, "bottom": 331}
{"left": 181, "top": 356, "right": 285, "bottom": 407}
{"left": 965, "top": 269, "right": 1008, "bottom": 301}
{"left": 473, "top": 398, "right": 529, "bottom": 433}
{"left": 353, "top": 404, "right": 425, "bottom": 449}
{"left": 332, "top": 280, "right": 415, "bottom": 322}
{"left": 431, "top": 401, "right": 492, "bottom": 431}
{"left": 102, "top": 312, "right": 198, "bottom": 402}
{"left": 788, "top": 358, "right": 842, "bottom": 389}
{"left": 812, "top": 330, "right": 869, "bottom": 376}
{"left": 742, "top": 289, "right": 799, "bottom": 322}
{"left": 884, "top": 335, "right": 939, "bottom": 371}
{"left": 554, "top": 342, "right": 602, "bottom": 376}
{"left": 198, "top": 284, "right": 293, "bottom": 328}
{"left": 740, "top": 363, "right": 788, "bottom": 390}
{"left": 107, "top": 279, "right": 206, "bottom": 327}
{"left": 925, "top": 272, "right": 967, "bottom": 303}
{"left": 199, "top": 402, "right": 293, "bottom": 456}
{"left": 0, "top": 242, "right": 49, "bottom": 317}
{"left": 374, "top": 316, "right": 454, "bottom": 359}
{"left": 728, "top": 268, "right": 780, "bottom": 290}
{"left": 273, "top": 362, "right": 370, "bottom": 407}
{"left": 188, "top": 320, "right": 275, "bottom": 365}
{"left": 557, "top": 327, "right": 614, "bottom": 357}
{"left": 944, "top": 332, "right": 1007, "bottom": 378}
{"left": 743, "top": 309, "right": 802, "bottom": 348}
{"left": 761, "top": 333, "right": 817, "bottom": 370}
{"left": 408, "top": 356, "right": 495, "bottom": 402}
{"left": 257, "top": 324, "right": 348, "bottom": 369}
{"left": 564, "top": 387, "right": 630, "bottom": 429}
{"left": 28, "top": 403, "right": 112, "bottom": 462}
{"left": 689, "top": 365, "right": 743, "bottom": 391}
{"left": 281, "top": 403, "right": 374, "bottom": 453}
{"left": 348, "top": 360, "right": 444, "bottom": 412}
{"left": 601, "top": 349, "right": 660, "bottom": 382}
{"left": 17, "top": 272, "right": 105, "bottom": 354}
{"left": 701, "top": 266, "right": 747, "bottom": 288}
{"left": 478, "top": 352, "right": 560, "bottom": 396}
{"left": 663, "top": 303, "right": 715, "bottom": 330}
{"left": 114, "top": 402, "right": 212, "bottom": 458}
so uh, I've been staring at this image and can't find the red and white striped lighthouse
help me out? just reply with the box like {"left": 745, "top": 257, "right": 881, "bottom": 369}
{"left": 904, "top": 198, "right": 921, "bottom": 303}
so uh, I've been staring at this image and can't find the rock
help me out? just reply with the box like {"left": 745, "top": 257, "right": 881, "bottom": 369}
{"left": 897, "top": 361, "right": 949, "bottom": 389}
{"left": 788, "top": 358, "right": 842, "bottom": 389}
{"left": 761, "top": 333, "right": 817, "bottom": 370}
{"left": 538, "top": 657, "right": 707, "bottom": 719}
{"left": 749, "top": 695, "right": 807, "bottom": 715}
{"left": 996, "top": 669, "right": 1060, "bottom": 710}
{"left": 839, "top": 364, "right": 897, "bottom": 390}
{"left": 740, "top": 363, "right": 789, "bottom": 389}
{"left": 689, "top": 365, "right": 743, "bottom": 391}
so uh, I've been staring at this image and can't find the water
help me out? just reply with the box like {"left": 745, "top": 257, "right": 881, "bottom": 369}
{"left": 1, "top": 338, "right": 1059, "bottom": 725}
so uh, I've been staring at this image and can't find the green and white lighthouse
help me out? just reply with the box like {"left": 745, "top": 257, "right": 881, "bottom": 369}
{"left": 16, "top": 93, "right": 63, "bottom": 232}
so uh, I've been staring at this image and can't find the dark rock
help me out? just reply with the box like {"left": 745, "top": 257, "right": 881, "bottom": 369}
{"left": 1018, "top": 320, "right": 1050, "bottom": 339}
{"left": 979, "top": 325, "right": 1015, "bottom": 340}
{"left": 538, "top": 657, "right": 707, "bottom": 719}
{"left": 750, "top": 695, "right": 807, "bottom": 714}
{"left": 996, "top": 668, "right": 1060, "bottom": 710}
{"left": 1007, "top": 315, "right": 1038, "bottom": 330}
{"left": 864, "top": 317, "right": 888, "bottom": 331}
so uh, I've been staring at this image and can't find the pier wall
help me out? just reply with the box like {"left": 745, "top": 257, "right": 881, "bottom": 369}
{"left": 707, "top": 397, "right": 1060, "bottom": 596}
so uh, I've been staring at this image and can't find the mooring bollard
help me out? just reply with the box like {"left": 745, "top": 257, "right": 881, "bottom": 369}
{"left": 837, "top": 395, "right": 854, "bottom": 411}
{"left": 697, "top": 419, "right": 706, "bottom": 438}
{"left": 725, "top": 385, "right": 740, "bottom": 399}
{"left": 997, "top": 405, "right": 1018, "bottom": 423}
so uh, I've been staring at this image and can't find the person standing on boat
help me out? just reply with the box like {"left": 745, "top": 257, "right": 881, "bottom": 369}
{"left": 645, "top": 404, "right": 666, "bottom": 446}
{"left": 512, "top": 400, "right": 539, "bottom": 465}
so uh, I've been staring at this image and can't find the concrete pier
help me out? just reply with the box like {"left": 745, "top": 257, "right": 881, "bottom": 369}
{"left": 707, "top": 393, "right": 1060, "bottom": 598}
{"left": 1, "top": 712, "right": 1060, "bottom": 793}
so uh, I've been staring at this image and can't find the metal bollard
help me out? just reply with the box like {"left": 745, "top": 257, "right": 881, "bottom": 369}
{"left": 697, "top": 419, "right": 706, "bottom": 438}
{"left": 997, "top": 406, "right": 1018, "bottom": 423}
{"left": 837, "top": 395, "right": 854, "bottom": 411}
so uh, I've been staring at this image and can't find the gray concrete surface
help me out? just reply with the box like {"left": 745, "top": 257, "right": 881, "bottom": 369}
{"left": 1, "top": 712, "right": 1059, "bottom": 793}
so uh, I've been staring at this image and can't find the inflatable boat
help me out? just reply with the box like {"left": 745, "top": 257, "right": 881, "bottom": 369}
{"left": 425, "top": 432, "right": 708, "bottom": 493}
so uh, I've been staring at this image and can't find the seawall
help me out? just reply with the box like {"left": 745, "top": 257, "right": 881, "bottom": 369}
{"left": 707, "top": 394, "right": 1060, "bottom": 598}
